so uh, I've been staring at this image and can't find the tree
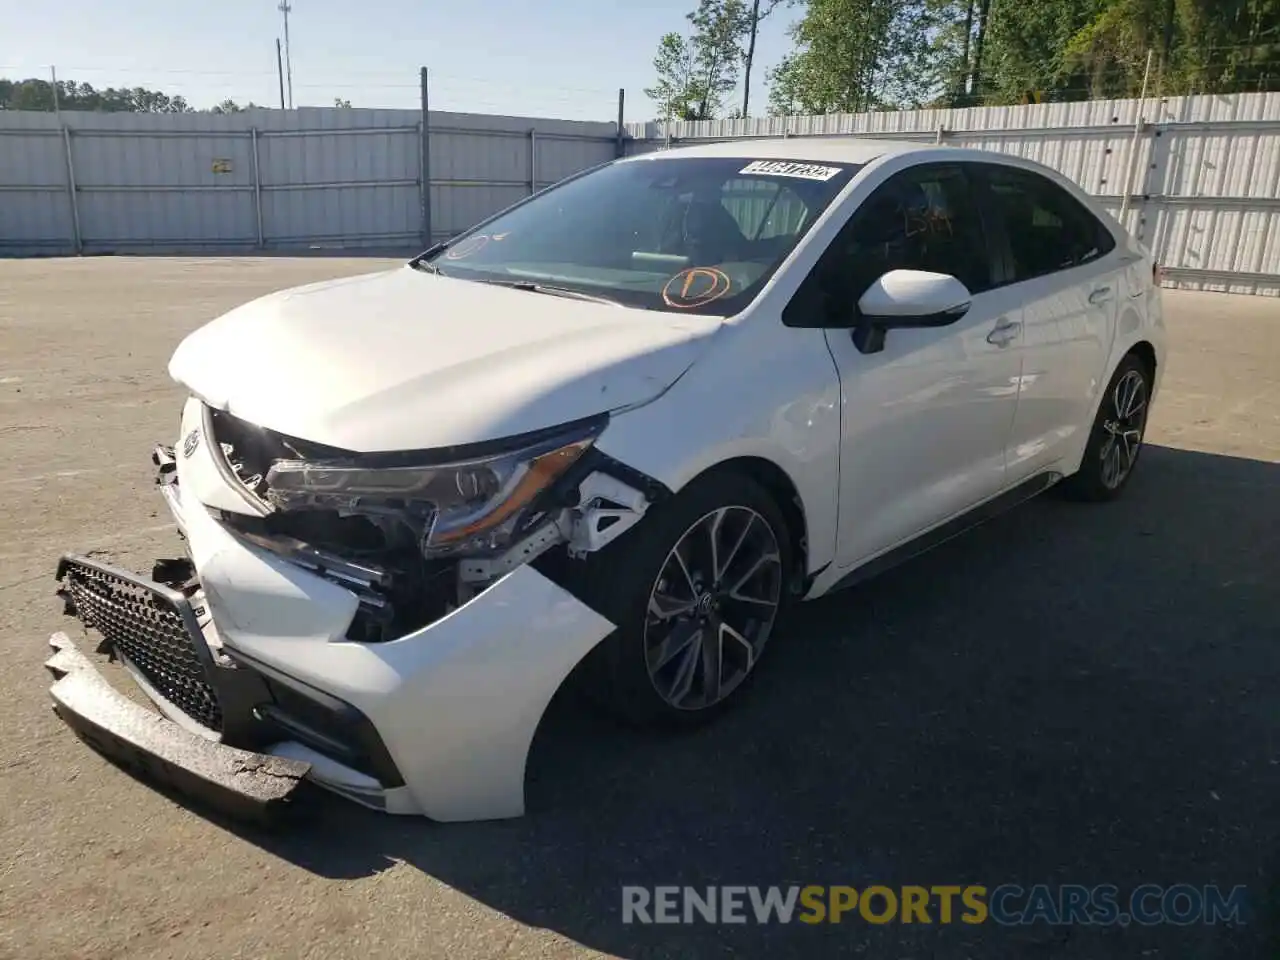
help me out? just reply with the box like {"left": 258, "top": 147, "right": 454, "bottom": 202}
{"left": 740, "top": 0, "right": 785, "bottom": 115}
{"left": 645, "top": 0, "right": 750, "bottom": 121}
{"left": 766, "top": 0, "right": 930, "bottom": 114}
{"left": 974, "top": 0, "right": 1110, "bottom": 103}
{"left": 333, "top": 97, "right": 353, "bottom": 108}
{"left": 1059, "top": 0, "right": 1280, "bottom": 98}
{"left": 0, "top": 78, "right": 265, "bottom": 113}
{"left": 765, "top": 0, "right": 1280, "bottom": 112}
{"left": 688, "top": 0, "right": 750, "bottom": 119}
{"left": 0, "top": 77, "right": 202, "bottom": 112}
{"left": 645, "top": 32, "right": 700, "bottom": 121}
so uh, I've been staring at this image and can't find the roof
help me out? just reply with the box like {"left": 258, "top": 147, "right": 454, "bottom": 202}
{"left": 623, "top": 137, "right": 936, "bottom": 166}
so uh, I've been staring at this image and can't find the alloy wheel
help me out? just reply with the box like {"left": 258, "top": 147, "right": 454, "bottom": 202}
{"left": 642, "top": 506, "right": 783, "bottom": 711}
{"left": 1099, "top": 368, "right": 1148, "bottom": 489}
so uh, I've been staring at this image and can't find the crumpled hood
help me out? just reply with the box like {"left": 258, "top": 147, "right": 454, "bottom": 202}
{"left": 169, "top": 266, "right": 721, "bottom": 452}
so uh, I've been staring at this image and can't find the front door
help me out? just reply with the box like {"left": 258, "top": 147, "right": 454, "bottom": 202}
{"left": 793, "top": 163, "right": 1026, "bottom": 567}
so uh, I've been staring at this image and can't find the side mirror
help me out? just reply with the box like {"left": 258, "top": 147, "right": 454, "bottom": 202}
{"left": 852, "top": 270, "right": 972, "bottom": 354}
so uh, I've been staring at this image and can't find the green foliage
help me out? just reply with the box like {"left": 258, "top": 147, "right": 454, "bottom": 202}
{"left": 646, "top": 31, "right": 702, "bottom": 120}
{"left": 638, "top": 0, "right": 1280, "bottom": 118}
{"left": 0, "top": 78, "right": 194, "bottom": 112}
{"left": 0, "top": 78, "right": 264, "bottom": 113}
{"left": 646, "top": 0, "right": 784, "bottom": 120}
{"left": 767, "top": 0, "right": 931, "bottom": 114}
{"left": 688, "top": 0, "right": 750, "bottom": 119}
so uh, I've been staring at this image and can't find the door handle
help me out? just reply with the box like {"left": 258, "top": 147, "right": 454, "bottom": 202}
{"left": 986, "top": 319, "right": 1022, "bottom": 347}
{"left": 1088, "top": 286, "right": 1113, "bottom": 305}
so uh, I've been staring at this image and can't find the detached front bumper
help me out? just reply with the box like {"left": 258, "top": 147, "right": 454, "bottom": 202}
{"left": 45, "top": 630, "right": 309, "bottom": 823}
{"left": 47, "top": 399, "right": 616, "bottom": 822}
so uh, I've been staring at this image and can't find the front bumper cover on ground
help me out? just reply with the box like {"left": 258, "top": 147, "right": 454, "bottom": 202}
{"left": 45, "top": 631, "right": 310, "bottom": 823}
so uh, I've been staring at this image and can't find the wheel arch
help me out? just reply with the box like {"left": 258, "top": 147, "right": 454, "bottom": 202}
{"left": 1127, "top": 339, "right": 1157, "bottom": 380}
{"left": 1063, "top": 338, "right": 1159, "bottom": 480}
{"left": 683, "top": 455, "right": 810, "bottom": 587}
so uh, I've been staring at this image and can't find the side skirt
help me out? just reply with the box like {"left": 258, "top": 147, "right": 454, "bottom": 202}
{"left": 824, "top": 471, "right": 1062, "bottom": 596}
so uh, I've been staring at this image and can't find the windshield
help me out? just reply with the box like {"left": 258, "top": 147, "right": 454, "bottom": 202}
{"left": 418, "top": 156, "right": 859, "bottom": 315}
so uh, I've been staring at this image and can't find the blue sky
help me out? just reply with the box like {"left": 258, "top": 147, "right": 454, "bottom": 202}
{"left": 2, "top": 0, "right": 796, "bottom": 121}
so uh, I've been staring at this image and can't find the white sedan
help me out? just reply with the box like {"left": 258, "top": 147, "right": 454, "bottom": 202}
{"left": 48, "top": 138, "right": 1165, "bottom": 822}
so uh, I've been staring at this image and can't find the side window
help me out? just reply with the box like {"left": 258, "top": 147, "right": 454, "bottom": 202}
{"left": 810, "top": 164, "right": 994, "bottom": 312}
{"left": 981, "top": 166, "right": 1116, "bottom": 282}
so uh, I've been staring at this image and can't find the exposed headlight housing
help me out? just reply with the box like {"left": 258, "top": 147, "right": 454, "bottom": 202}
{"left": 263, "top": 419, "right": 603, "bottom": 558}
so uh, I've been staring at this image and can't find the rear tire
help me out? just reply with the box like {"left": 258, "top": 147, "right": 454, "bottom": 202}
{"left": 1059, "top": 353, "right": 1152, "bottom": 502}
{"left": 567, "top": 470, "right": 794, "bottom": 729}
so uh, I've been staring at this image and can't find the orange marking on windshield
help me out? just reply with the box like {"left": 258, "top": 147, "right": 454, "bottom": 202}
{"left": 445, "top": 235, "right": 491, "bottom": 260}
{"left": 662, "top": 267, "right": 732, "bottom": 309}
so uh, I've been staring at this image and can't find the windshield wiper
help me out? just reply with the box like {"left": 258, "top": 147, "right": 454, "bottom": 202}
{"left": 478, "top": 279, "right": 623, "bottom": 307}
{"left": 409, "top": 240, "right": 452, "bottom": 274}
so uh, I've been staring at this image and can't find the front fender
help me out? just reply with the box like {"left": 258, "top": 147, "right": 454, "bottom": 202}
{"left": 595, "top": 321, "right": 842, "bottom": 576}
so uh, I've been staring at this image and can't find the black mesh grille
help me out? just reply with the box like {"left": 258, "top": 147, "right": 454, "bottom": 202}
{"left": 61, "top": 560, "right": 223, "bottom": 731}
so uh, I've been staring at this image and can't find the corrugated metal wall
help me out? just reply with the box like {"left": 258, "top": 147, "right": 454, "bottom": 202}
{"left": 626, "top": 92, "right": 1280, "bottom": 296}
{"left": 4, "top": 94, "right": 1279, "bottom": 294}
{"left": 0, "top": 107, "right": 619, "bottom": 254}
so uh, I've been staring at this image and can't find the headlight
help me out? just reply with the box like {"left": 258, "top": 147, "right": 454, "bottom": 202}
{"left": 263, "top": 421, "right": 602, "bottom": 557}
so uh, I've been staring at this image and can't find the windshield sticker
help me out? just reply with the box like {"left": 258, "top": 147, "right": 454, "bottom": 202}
{"left": 662, "top": 267, "right": 732, "bottom": 309}
{"left": 445, "top": 235, "right": 491, "bottom": 260}
{"left": 738, "top": 160, "right": 843, "bottom": 181}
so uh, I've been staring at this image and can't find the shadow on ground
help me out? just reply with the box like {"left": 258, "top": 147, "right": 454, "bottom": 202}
{"left": 190, "top": 446, "right": 1280, "bottom": 957}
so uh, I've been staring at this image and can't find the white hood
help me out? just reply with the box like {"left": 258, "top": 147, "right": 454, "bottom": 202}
{"left": 169, "top": 266, "right": 720, "bottom": 452}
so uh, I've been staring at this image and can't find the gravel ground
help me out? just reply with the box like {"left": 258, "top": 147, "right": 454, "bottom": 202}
{"left": 1, "top": 257, "right": 1278, "bottom": 960}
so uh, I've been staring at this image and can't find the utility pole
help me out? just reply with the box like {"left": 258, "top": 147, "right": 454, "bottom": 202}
{"left": 278, "top": 0, "right": 294, "bottom": 109}
{"left": 276, "top": 38, "right": 286, "bottom": 110}
{"left": 741, "top": 0, "right": 760, "bottom": 118}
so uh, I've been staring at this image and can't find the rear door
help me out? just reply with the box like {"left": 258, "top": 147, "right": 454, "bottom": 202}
{"left": 974, "top": 163, "right": 1122, "bottom": 483}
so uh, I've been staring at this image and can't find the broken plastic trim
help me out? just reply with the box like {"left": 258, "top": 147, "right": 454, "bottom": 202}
{"left": 45, "top": 632, "right": 310, "bottom": 824}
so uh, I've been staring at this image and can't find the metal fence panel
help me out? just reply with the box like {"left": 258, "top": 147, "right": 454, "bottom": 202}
{"left": 0, "top": 125, "right": 73, "bottom": 245}
{"left": 425, "top": 114, "right": 617, "bottom": 239}
{"left": 260, "top": 184, "right": 421, "bottom": 247}
{"left": 0, "top": 105, "right": 618, "bottom": 255}
{"left": 67, "top": 124, "right": 257, "bottom": 246}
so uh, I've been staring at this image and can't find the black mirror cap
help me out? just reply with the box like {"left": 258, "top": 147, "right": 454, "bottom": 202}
{"left": 871, "top": 302, "right": 971, "bottom": 329}
{"left": 851, "top": 302, "right": 971, "bottom": 355}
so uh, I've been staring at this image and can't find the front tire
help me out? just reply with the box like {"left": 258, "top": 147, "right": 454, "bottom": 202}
{"left": 569, "top": 471, "right": 794, "bottom": 728}
{"left": 1060, "top": 353, "right": 1152, "bottom": 502}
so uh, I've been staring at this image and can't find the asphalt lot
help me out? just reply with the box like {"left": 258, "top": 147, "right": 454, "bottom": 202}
{"left": 1, "top": 257, "right": 1278, "bottom": 959}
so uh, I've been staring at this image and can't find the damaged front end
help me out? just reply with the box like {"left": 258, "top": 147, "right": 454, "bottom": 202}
{"left": 199, "top": 404, "right": 657, "bottom": 641}
{"left": 48, "top": 397, "right": 661, "bottom": 822}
